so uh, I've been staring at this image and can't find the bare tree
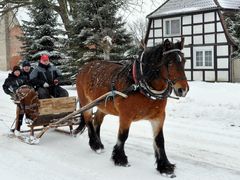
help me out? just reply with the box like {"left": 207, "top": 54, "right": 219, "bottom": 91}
{"left": 128, "top": 17, "right": 147, "bottom": 46}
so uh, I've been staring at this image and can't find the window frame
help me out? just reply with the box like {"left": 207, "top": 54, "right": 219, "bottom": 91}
{"left": 163, "top": 17, "right": 181, "bottom": 37}
{"left": 193, "top": 46, "right": 214, "bottom": 69}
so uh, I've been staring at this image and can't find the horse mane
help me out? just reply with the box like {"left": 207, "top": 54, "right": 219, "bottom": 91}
{"left": 109, "top": 43, "right": 166, "bottom": 86}
{"left": 141, "top": 44, "right": 165, "bottom": 82}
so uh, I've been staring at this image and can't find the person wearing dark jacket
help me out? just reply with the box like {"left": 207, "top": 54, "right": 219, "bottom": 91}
{"left": 21, "top": 60, "right": 33, "bottom": 82}
{"left": 2, "top": 66, "right": 28, "bottom": 135}
{"left": 30, "top": 54, "right": 68, "bottom": 99}
{"left": 2, "top": 66, "right": 27, "bottom": 98}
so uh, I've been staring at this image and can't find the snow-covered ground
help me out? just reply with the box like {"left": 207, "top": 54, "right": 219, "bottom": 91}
{"left": 0, "top": 70, "right": 240, "bottom": 180}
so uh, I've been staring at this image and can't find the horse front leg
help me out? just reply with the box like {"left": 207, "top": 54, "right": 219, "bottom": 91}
{"left": 112, "top": 118, "right": 131, "bottom": 166}
{"left": 151, "top": 119, "right": 175, "bottom": 177}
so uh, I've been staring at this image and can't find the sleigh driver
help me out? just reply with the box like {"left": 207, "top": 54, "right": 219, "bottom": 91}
{"left": 29, "top": 54, "right": 68, "bottom": 99}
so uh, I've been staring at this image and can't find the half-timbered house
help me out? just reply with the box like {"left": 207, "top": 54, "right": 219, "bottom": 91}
{"left": 146, "top": 0, "right": 240, "bottom": 82}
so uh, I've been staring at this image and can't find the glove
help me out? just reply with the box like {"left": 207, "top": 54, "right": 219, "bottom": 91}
{"left": 43, "top": 82, "right": 49, "bottom": 88}
{"left": 53, "top": 79, "right": 59, "bottom": 85}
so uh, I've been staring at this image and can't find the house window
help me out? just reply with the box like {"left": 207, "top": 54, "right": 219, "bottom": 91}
{"left": 164, "top": 18, "right": 181, "bottom": 36}
{"left": 194, "top": 47, "right": 214, "bottom": 69}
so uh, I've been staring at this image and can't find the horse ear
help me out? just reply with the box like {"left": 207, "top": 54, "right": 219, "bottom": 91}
{"left": 163, "top": 39, "right": 171, "bottom": 50}
{"left": 175, "top": 37, "right": 185, "bottom": 50}
{"left": 179, "top": 37, "right": 184, "bottom": 50}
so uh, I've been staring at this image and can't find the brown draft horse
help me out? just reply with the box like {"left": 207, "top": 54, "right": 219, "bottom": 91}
{"left": 74, "top": 38, "right": 189, "bottom": 176}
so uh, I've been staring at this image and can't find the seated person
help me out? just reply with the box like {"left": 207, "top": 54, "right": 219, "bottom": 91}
{"left": 2, "top": 66, "right": 28, "bottom": 135}
{"left": 30, "top": 54, "right": 69, "bottom": 99}
{"left": 21, "top": 60, "right": 33, "bottom": 82}
{"left": 2, "top": 66, "right": 27, "bottom": 99}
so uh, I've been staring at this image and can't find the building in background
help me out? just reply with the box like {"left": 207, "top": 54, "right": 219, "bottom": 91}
{"left": 0, "top": 10, "right": 23, "bottom": 71}
{"left": 146, "top": 0, "right": 240, "bottom": 82}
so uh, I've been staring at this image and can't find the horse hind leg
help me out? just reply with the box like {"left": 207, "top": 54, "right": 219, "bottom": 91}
{"left": 151, "top": 120, "right": 175, "bottom": 177}
{"left": 93, "top": 109, "right": 106, "bottom": 147}
{"left": 82, "top": 109, "right": 104, "bottom": 151}
{"left": 72, "top": 113, "right": 87, "bottom": 135}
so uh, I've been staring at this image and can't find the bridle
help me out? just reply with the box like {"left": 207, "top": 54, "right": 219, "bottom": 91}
{"left": 132, "top": 48, "right": 186, "bottom": 100}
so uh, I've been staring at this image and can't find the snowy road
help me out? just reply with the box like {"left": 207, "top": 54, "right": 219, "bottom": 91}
{"left": 0, "top": 71, "right": 240, "bottom": 180}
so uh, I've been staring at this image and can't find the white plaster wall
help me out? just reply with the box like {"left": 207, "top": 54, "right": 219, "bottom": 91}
{"left": 155, "top": 38, "right": 162, "bottom": 44}
{"left": 183, "top": 16, "right": 192, "bottom": 25}
{"left": 204, "top": 12, "right": 215, "bottom": 22}
{"left": 184, "top": 36, "right": 192, "bottom": 45}
{"left": 217, "top": 22, "right": 224, "bottom": 32}
{"left": 217, "top": 71, "right": 228, "bottom": 81}
{"left": 193, "top": 35, "right": 203, "bottom": 44}
{"left": 154, "top": 19, "right": 162, "bottom": 28}
{"left": 204, "top": 23, "right": 215, "bottom": 33}
{"left": 193, "top": 25, "right": 203, "bottom": 34}
{"left": 193, "top": 71, "right": 203, "bottom": 81}
{"left": 149, "top": 30, "right": 154, "bottom": 38}
{"left": 182, "top": 26, "right": 192, "bottom": 35}
{"left": 193, "top": 14, "right": 203, "bottom": 24}
{"left": 183, "top": 47, "right": 191, "bottom": 58}
{"left": 154, "top": 29, "right": 162, "bottom": 37}
{"left": 217, "top": 58, "right": 229, "bottom": 68}
{"left": 205, "top": 34, "right": 215, "bottom": 44}
{"left": 147, "top": 39, "right": 154, "bottom": 47}
{"left": 217, "top": 45, "right": 228, "bottom": 56}
{"left": 217, "top": 33, "right": 227, "bottom": 43}
{"left": 205, "top": 71, "right": 215, "bottom": 81}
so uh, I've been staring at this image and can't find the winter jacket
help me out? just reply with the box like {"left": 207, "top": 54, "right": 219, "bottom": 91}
{"left": 30, "top": 63, "right": 62, "bottom": 88}
{"left": 21, "top": 68, "right": 33, "bottom": 82}
{"left": 2, "top": 73, "right": 28, "bottom": 95}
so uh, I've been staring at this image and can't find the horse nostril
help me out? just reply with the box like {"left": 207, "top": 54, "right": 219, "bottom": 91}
{"left": 178, "top": 88, "right": 183, "bottom": 96}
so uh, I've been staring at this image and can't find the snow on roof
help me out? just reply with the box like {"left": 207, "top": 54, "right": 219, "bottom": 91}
{"left": 218, "top": 0, "right": 240, "bottom": 9}
{"left": 148, "top": 0, "right": 240, "bottom": 18}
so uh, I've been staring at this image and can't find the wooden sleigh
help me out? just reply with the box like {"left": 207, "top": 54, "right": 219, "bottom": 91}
{"left": 14, "top": 86, "right": 127, "bottom": 144}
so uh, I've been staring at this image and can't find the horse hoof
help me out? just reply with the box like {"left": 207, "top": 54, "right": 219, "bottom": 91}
{"left": 89, "top": 140, "right": 104, "bottom": 152}
{"left": 161, "top": 173, "right": 176, "bottom": 178}
{"left": 112, "top": 154, "right": 129, "bottom": 167}
{"left": 114, "top": 160, "right": 130, "bottom": 167}
{"left": 157, "top": 163, "right": 175, "bottom": 176}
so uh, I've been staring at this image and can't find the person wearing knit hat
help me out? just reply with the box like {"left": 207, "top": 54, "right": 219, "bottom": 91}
{"left": 2, "top": 65, "right": 29, "bottom": 135}
{"left": 21, "top": 60, "right": 33, "bottom": 81}
{"left": 30, "top": 54, "right": 68, "bottom": 99}
{"left": 2, "top": 66, "right": 27, "bottom": 96}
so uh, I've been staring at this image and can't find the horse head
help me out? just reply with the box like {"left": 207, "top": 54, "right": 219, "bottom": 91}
{"left": 138, "top": 38, "right": 189, "bottom": 98}
{"left": 161, "top": 38, "right": 189, "bottom": 97}
{"left": 15, "top": 85, "right": 39, "bottom": 122}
